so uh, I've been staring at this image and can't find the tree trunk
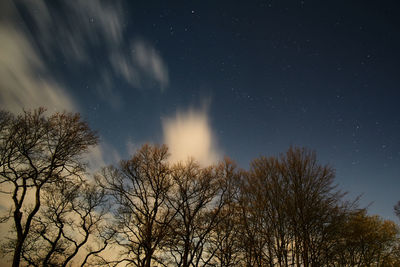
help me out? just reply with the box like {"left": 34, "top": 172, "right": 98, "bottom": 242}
{"left": 12, "top": 207, "right": 24, "bottom": 267}
{"left": 12, "top": 238, "right": 23, "bottom": 267}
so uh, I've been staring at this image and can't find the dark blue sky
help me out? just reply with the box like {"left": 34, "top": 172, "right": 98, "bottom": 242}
{"left": 1, "top": 0, "right": 400, "bottom": 220}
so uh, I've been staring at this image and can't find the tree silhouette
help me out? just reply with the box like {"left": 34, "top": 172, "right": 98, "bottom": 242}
{"left": 2, "top": 109, "right": 400, "bottom": 266}
{"left": 18, "top": 179, "right": 113, "bottom": 266}
{"left": 280, "top": 147, "right": 348, "bottom": 266}
{"left": 164, "top": 159, "right": 229, "bottom": 267}
{"left": 207, "top": 159, "right": 242, "bottom": 267}
{"left": 98, "top": 144, "right": 175, "bottom": 267}
{"left": 333, "top": 210, "right": 399, "bottom": 266}
{"left": 237, "top": 147, "right": 355, "bottom": 266}
{"left": 0, "top": 108, "right": 98, "bottom": 267}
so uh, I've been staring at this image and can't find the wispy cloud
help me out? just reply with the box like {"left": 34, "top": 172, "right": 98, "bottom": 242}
{"left": 20, "top": 0, "right": 124, "bottom": 61}
{"left": 110, "top": 40, "right": 169, "bottom": 91}
{"left": 162, "top": 107, "right": 221, "bottom": 166}
{"left": 0, "top": 1, "right": 76, "bottom": 113}
{"left": 131, "top": 40, "right": 169, "bottom": 90}
{"left": 12, "top": 0, "right": 169, "bottom": 110}
{"left": 126, "top": 138, "right": 144, "bottom": 158}
{"left": 86, "top": 140, "right": 122, "bottom": 173}
{"left": 0, "top": 0, "right": 169, "bottom": 165}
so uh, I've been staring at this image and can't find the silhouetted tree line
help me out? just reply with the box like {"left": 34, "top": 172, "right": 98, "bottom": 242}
{"left": 0, "top": 109, "right": 399, "bottom": 267}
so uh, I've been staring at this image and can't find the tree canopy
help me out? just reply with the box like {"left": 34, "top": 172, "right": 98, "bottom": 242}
{"left": 0, "top": 108, "right": 399, "bottom": 267}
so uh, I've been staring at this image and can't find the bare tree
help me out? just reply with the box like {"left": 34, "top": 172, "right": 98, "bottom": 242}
{"left": 280, "top": 146, "right": 347, "bottom": 267}
{"left": 0, "top": 108, "right": 98, "bottom": 267}
{"left": 164, "top": 159, "right": 228, "bottom": 267}
{"left": 206, "top": 159, "right": 243, "bottom": 267}
{"left": 98, "top": 144, "right": 174, "bottom": 267}
{"left": 237, "top": 147, "right": 352, "bottom": 267}
{"left": 333, "top": 210, "right": 399, "bottom": 266}
{"left": 240, "top": 155, "right": 292, "bottom": 267}
{"left": 18, "top": 179, "right": 113, "bottom": 266}
{"left": 237, "top": 156, "right": 284, "bottom": 267}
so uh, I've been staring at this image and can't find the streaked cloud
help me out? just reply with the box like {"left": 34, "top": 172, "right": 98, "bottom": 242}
{"left": 131, "top": 40, "right": 169, "bottom": 90}
{"left": 110, "top": 40, "right": 169, "bottom": 91}
{"left": 162, "top": 108, "right": 221, "bottom": 166}
{"left": 0, "top": 1, "right": 76, "bottom": 113}
{"left": 20, "top": 0, "right": 124, "bottom": 61}
{"left": 13, "top": 0, "right": 169, "bottom": 111}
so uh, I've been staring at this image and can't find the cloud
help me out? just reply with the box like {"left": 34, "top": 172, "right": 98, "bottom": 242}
{"left": 126, "top": 138, "right": 143, "bottom": 157}
{"left": 109, "top": 40, "right": 169, "bottom": 91}
{"left": 86, "top": 140, "right": 122, "bottom": 173}
{"left": 0, "top": 1, "right": 76, "bottom": 113}
{"left": 162, "top": 108, "right": 221, "bottom": 166}
{"left": 1, "top": 0, "right": 170, "bottom": 111}
{"left": 131, "top": 40, "right": 169, "bottom": 90}
{"left": 20, "top": 0, "right": 124, "bottom": 61}
{"left": 14, "top": 0, "right": 169, "bottom": 111}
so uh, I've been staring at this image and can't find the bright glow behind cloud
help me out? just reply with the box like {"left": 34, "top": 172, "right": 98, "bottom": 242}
{"left": 162, "top": 108, "right": 221, "bottom": 166}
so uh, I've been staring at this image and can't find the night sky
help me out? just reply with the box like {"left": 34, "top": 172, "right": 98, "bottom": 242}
{"left": 1, "top": 0, "right": 400, "bottom": 220}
